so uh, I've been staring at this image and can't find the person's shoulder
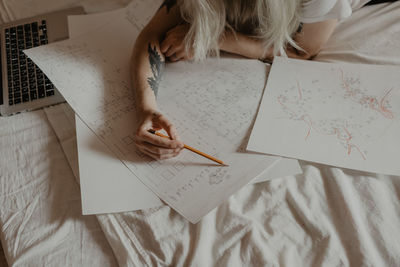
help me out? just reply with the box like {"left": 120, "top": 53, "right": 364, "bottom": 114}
{"left": 301, "top": 0, "right": 338, "bottom": 17}
{"left": 300, "top": 0, "right": 370, "bottom": 23}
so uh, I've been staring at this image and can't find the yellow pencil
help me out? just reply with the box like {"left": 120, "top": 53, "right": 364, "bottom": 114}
{"left": 148, "top": 129, "right": 228, "bottom": 166}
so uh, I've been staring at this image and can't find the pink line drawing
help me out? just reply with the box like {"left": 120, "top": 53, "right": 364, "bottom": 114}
{"left": 296, "top": 79, "right": 303, "bottom": 100}
{"left": 297, "top": 113, "right": 367, "bottom": 160}
{"left": 340, "top": 69, "right": 395, "bottom": 119}
{"left": 277, "top": 73, "right": 373, "bottom": 160}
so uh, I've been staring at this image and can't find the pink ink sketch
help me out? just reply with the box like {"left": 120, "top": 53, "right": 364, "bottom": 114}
{"left": 276, "top": 71, "right": 398, "bottom": 161}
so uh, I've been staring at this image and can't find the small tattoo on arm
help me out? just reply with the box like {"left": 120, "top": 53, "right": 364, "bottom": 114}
{"left": 159, "top": 0, "right": 176, "bottom": 13}
{"left": 147, "top": 43, "right": 165, "bottom": 97}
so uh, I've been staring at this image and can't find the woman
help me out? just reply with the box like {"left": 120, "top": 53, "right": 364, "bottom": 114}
{"left": 132, "top": 0, "right": 373, "bottom": 160}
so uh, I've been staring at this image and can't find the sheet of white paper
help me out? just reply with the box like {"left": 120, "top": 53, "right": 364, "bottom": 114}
{"left": 251, "top": 158, "right": 302, "bottom": 183}
{"left": 25, "top": 14, "right": 279, "bottom": 223}
{"left": 76, "top": 108, "right": 300, "bottom": 214}
{"left": 248, "top": 57, "right": 400, "bottom": 176}
{"left": 69, "top": 1, "right": 164, "bottom": 214}
{"left": 67, "top": 3, "right": 301, "bottom": 215}
{"left": 76, "top": 116, "right": 162, "bottom": 214}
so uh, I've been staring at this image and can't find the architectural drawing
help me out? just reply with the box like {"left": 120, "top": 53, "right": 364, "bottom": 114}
{"left": 25, "top": 13, "right": 278, "bottom": 222}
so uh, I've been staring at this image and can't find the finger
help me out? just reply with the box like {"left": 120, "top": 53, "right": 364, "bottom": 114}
{"left": 176, "top": 51, "right": 186, "bottom": 58}
{"left": 139, "top": 148, "right": 164, "bottom": 160}
{"left": 161, "top": 32, "right": 177, "bottom": 54}
{"left": 156, "top": 115, "right": 183, "bottom": 143}
{"left": 169, "top": 54, "right": 181, "bottom": 62}
{"left": 140, "top": 147, "right": 181, "bottom": 160}
{"left": 136, "top": 128, "right": 182, "bottom": 149}
{"left": 165, "top": 44, "right": 182, "bottom": 57}
{"left": 160, "top": 38, "right": 172, "bottom": 53}
{"left": 174, "top": 51, "right": 187, "bottom": 61}
{"left": 136, "top": 140, "right": 183, "bottom": 155}
{"left": 166, "top": 26, "right": 179, "bottom": 36}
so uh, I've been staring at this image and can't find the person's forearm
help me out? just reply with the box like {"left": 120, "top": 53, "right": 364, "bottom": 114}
{"left": 131, "top": 31, "right": 165, "bottom": 114}
{"left": 219, "top": 30, "right": 273, "bottom": 61}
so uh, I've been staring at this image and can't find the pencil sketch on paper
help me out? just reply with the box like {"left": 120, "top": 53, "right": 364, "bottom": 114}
{"left": 276, "top": 67, "right": 398, "bottom": 160}
{"left": 24, "top": 0, "right": 281, "bottom": 222}
{"left": 35, "top": 41, "right": 137, "bottom": 140}
{"left": 25, "top": 25, "right": 279, "bottom": 223}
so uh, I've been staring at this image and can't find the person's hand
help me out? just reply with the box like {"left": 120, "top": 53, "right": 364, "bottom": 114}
{"left": 135, "top": 109, "right": 184, "bottom": 160}
{"left": 160, "top": 24, "right": 194, "bottom": 62}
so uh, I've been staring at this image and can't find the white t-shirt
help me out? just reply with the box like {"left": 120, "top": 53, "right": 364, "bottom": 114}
{"left": 300, "top": 0, "right": 371, "bottom": 23}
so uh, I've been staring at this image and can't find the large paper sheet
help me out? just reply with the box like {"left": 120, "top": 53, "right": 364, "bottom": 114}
{"left": 250, "top": 158, "right": 302, "bottom": 183}
{"left": 70, "top": 1, "right": 163, "bottom": 214}
{"left": 248, "top": 57, "right": 400, "bottom": 175}
{"left": 76, "top": 112, "right": 302, "bottom": 214}
{"left": 76, "top": 116, "right": 162, "bottom": 214}
{"left": 67, "top": 4, "right": 301, "bottom": 215}
{"left": 25, "top": 13, "right": 278, "bottom": 223}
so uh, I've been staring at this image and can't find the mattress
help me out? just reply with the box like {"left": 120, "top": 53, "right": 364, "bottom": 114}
{"left": 1, "top": 1, "right": 400, "bottom": 266}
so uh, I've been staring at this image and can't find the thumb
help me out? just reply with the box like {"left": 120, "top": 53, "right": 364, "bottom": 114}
{"left": 157, "top": 115, "right": 183, "bottom": 145}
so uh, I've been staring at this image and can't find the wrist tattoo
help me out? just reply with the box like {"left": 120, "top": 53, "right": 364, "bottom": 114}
{"left": 147, "top": 43, "right": 165, "bottom": 97}
{"left": 159, "top": 0, "right": 176, "bottom": 13}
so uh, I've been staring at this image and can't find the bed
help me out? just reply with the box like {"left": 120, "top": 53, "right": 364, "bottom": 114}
{"left": 1, "top": 1, "right": 400, "bottom": 266}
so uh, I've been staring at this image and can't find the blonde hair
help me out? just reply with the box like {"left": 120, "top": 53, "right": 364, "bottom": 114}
{"left": 178, "top": 0, "right": 303, "bottom": 61}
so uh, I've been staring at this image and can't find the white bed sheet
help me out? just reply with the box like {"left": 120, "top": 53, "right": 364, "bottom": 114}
{"left": 1, "top": 1, "right": 400, "bottom": 267}
{"left": 89, "top": 2, "right": 400, "bottom": 266}
{"left": 0, "top": 109, "right": 118, "bottom": 266}
{"left": 0, "top": 1, "right": 130, "bottom": 266}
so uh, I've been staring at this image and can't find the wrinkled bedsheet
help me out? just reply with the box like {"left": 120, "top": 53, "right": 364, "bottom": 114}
{"left": 0, "top": 1, "right": 128, "bottom": 266}
{"left": 92, "top": 2, "right": 400, "bottom": 266}
{"left": 1, "top": 1, "right": 400, "bottom": 267}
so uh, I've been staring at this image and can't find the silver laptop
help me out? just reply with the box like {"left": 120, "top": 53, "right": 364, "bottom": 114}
{"left": 0, "top": 7, "right": 85, "bottom": 116}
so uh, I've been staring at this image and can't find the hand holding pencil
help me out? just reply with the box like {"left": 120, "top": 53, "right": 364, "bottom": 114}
{"left": 134, "top": 110, "right": 227, "bottom": 165}
{"left": 134, "top": 110, "right": 185, "bottom": 160}
{"left": 148, "top": 130, "right": 228, "bottom": 166}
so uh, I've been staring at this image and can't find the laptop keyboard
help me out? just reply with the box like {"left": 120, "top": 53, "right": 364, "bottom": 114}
{"left": 4, "top": 20, "right": 55, "bottom": 106}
